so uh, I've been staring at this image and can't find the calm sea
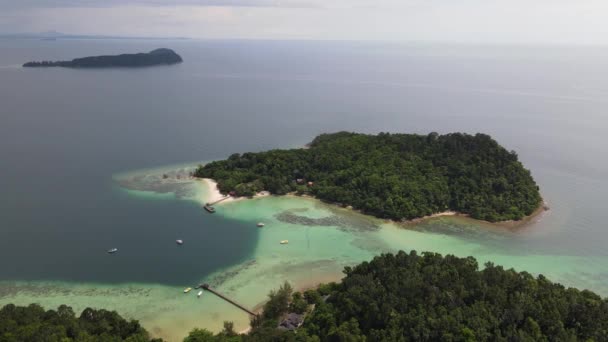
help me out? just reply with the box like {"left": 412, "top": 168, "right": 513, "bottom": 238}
{"left": 1, "top": 39, "right": 608, "bottom": 286}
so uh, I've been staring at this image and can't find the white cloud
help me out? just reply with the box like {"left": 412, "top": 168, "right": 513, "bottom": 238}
{"left": 2, "top": 0, "right": 608, "bottom": 43}
{"left": 0, "top": 0, "right": 319, "bottom": 10}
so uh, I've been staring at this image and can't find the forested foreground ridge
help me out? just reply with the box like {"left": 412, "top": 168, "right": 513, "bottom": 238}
{"left": 23, "top": 48, "right": 182, "bottom": 68}
{"left": 187, "top": 251, "right": 608, "bottom": 342}
{"left": 0, "top": 304, "right": 160, "bottom": 341}
{"left": 195, "top": 132, "right": 542, "bottom": 222}
{"left": 3, "top": 252, "right": 607, "bottom": 341}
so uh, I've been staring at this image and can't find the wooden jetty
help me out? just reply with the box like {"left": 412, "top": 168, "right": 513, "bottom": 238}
{"left": 204, "top": 196, "right": 232, "bottom": 213}
{"left": 206, "top": 196, "right": 231, "bottom": 206}
{"left": 198, "top": 283, "right": 257, "bottom": 316}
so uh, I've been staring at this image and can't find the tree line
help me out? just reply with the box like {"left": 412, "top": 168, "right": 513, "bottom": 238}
{"left": 0, "top": 304, "right": 159, "bottom": 341}
{"left": 195, "top": 132, "right": 542, "bottom": 222}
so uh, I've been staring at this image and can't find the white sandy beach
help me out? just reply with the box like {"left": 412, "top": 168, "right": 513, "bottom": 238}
{"left": 200, "top": 178, "right": 232, "bottom": 204}
{"left": 199, "top": 178, "right": 270, "bottom": 205}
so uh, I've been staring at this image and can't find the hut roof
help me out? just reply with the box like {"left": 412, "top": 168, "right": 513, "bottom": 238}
{"left": 278, "top": 313, "right": 305, "bottom": 331}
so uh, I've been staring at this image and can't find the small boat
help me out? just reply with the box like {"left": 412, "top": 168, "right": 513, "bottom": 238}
{"left": 176, "top": 239, "right": 184, "bottom": 245}
{"left": 257, "top": 222, "right": 265, "bottom": 227}
{"left": 204, "top": 205, "right": 216, "bottom": 213}
{"left": 197, "top": 290, "right": 203, "bottom": 298}
{"left": 183, "top": 287, "right": 192, "bottom": 293}
{"left": 107, "top": 248, "right": 118, "bottom": 254}
{"left": 280, "top": 240, "right": 289, "bottom": 245}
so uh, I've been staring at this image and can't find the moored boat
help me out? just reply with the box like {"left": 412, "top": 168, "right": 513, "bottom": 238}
{"left": 184, "top": 287, "right": 192, "bottom": 293}
{"left": 257, "top": 222, "right": 265, "bottom": 227}
{"left": 197, "top": 290, "right": 203, "bottom": 298}
{"left": 280, "top": 240, "right": 289, "bottom": 245}
{"left": 176, "top": 239, "right": 184, "bottom": 245}
{"left": 204, "top": 205, "right": 215, "bottom": 213}
{"left": 107, "top": 248, "right": 118, "bottom": 254}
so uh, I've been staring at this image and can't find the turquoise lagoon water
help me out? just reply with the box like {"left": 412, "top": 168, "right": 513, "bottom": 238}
{"left": 13, "top": 163, "right": 600, "bottom": 341}
{"left": 6, "top": 162, "right": 603, "bottom": 341}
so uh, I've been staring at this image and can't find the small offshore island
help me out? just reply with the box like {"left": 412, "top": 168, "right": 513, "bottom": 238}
{"left": 23, "top": 48, "right": 182, "bottom": 68}
{"left": 196, "top": 132, "right": 543, "bottom": 223}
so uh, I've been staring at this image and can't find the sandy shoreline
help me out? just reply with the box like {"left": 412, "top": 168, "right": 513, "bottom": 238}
{"left": 199, "top": 178, "right": 233, "bottom": 204}
{"left": 198, "top": 178, "right": 270, "bottom": 206}
{"left": 199, "top": 176, "right": 548, "bottom": 230}
{"left": 399, "top": 200, "right": 549, "bottom": 230}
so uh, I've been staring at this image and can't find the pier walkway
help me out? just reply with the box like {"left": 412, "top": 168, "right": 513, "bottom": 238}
{"left": 206, "top": 196, "right": 231, "bottom": 206}
{"left": 198, "top": 284, "right": 257, "bottom": 316}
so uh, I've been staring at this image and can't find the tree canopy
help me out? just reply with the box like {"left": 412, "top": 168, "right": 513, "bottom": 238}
{"left": 0, "top": 304, "right": 159, "bottom": 342}
{"left": 188, "top": 251, "right": 608, "bottom": 342}
{"left": 195, "top": 132, "right": 542, "bottom": 222}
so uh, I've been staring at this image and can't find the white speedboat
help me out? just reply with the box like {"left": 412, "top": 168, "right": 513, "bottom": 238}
{"left": 107, "top": 248, "right": 118, "bottom": 254}
{"left": 184, "top": 287, "right": 192, "bottom": 293}
{"left": 176, "top": 239, "right": 184, "bottom": 245}
{"left": 280, "top": 240, "right": 289, "bottom": 245}
{"left": 257, "top": 222, "right": 265, "bottom": 227}
{"left": 197, "top": 290, "right": 203, "bottom": 298}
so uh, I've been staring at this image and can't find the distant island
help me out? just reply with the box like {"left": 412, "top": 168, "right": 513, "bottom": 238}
{"left": 23, "top": 48, "right": 182, "bottom": 68}
{"left": 195, "top": 132, "right": 543, "bottom": 222}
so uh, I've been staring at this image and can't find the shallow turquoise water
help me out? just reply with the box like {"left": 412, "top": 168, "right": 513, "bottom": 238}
{"left": 2, "top": 162, "right": 608, "bottom": 341}
{"left": 16, "top": 163, "right": 608, "bottom": 341}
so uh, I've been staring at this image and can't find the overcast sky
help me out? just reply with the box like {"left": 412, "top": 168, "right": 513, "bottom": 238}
{"left": 1, "top": 0, "right": 608, "bottom": 43}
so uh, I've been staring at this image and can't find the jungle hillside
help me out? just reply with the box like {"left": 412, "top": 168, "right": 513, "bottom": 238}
{"left": 195, "top": 132, "right": 542, "bottom": 222}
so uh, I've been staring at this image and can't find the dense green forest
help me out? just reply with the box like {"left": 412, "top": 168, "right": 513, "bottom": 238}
{"left": 195, "top": 132, "right": 542, "bottom": 222}
{"left": 186, "top": 251, "right": 608, "bottom": 342}
{"left": 0, "top": 304, "right": 159, "bottom": 341}
{"left": 4, "top": 252, "right": 607, "bottom": 341}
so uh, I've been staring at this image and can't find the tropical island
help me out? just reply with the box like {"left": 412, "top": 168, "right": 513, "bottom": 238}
{"left": 3, "top": 252, "right": 607, "bottom": 341}
{"left": 195, "top": 132, "right": 542, "bottom": 222}
{"left": 22, "top": 48, "right": 182, "bottom": 68}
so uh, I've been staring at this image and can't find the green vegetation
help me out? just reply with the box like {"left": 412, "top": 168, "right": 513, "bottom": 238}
{"left": 186, "top": 251, "right": 608, "bottom": 342}
{"left": 183, "top": 322, "right": 240, "bottom": 342}
{"left": 0, "top": 304, "right": 159, "bottom": 341}
{"left": 23, "top": 48, "right": 183, "bottom": 68}
{"left": 195, "top": 132, "right": 542, "bottom": 222}
{"left": 4, "top": 252, "right": 607, "bottom": 341}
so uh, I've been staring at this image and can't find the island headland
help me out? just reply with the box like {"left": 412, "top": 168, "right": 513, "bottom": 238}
{"left": 195, "top": 132, "right": 543, "bottom": 223}
{"left": 23, "top": 48, "right": 183, "bottom": 68}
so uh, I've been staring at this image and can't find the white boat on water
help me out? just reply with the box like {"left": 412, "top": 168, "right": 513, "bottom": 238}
{"left": 107, "top": 248, "right": 118, "bottom": 254}
{"left": 257, "top": 222, "right": 265, "bottom": 227}
{"left": 197, "top": 290, "right": 203, "bottom": 298}
{"left": 280, "top": 240, "right": 289, "bottom": 245}
{"left": 176, "top": 239, "right": 184, "bottom": 245}
{"left": 184, "top": 287, "right": 192, "bottom": 293}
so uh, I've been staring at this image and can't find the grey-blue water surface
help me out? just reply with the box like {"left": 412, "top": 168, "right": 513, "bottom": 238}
{"left": 1, "top": 39, "right": 608, "bottom": 285}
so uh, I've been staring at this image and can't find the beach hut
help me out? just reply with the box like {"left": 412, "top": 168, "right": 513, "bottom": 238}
{"left": 278, "top": 313, "right": 305, "bottom": 331}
